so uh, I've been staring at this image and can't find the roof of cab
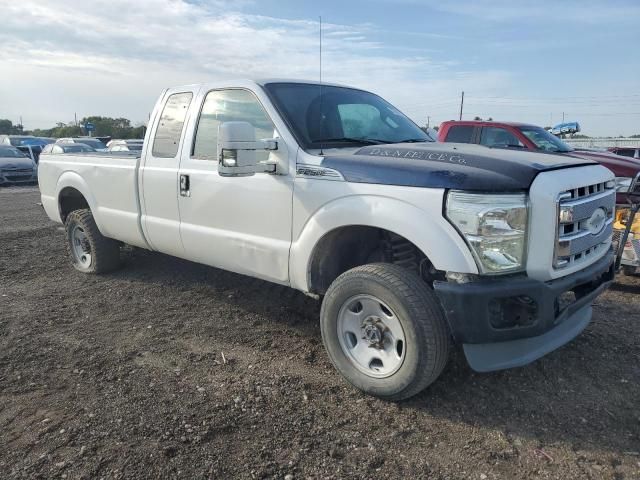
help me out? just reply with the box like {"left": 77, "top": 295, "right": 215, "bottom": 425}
{"left": 441, "top": 120, "right": 539, "bottom": 128}
{"left": 166, "top": 78, "right": 366, "bottom": 93}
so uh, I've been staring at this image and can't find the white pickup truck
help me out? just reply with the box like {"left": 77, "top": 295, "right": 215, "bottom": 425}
{"left": 39, "top": 80, "right": 616, "bottom": 400}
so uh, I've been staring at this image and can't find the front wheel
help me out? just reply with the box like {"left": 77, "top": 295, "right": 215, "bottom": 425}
{"left": 64, "top": 209, "right": 121, "bottom": 274}
{"left": 320, "top": 263, "right": 450, "bottom": 401}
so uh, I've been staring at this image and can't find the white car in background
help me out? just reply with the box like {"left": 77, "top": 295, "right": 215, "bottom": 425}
{"left": 107, "top": 139, "right": 144, "bottom": 152}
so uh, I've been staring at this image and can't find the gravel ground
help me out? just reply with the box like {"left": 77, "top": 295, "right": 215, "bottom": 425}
{"left": 1, "top": 186, "right": 639, "bottom": 480}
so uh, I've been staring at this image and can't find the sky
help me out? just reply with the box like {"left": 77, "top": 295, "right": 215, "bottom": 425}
{"left": 1, "top": 0, "right": 639, "bottom": 136}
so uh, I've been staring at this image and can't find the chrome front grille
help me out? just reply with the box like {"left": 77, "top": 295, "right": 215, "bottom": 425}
{"left": 555, "top": 181, "right": 615, "bottom": 268}
{"left": 564, "top": 181, "right": 609, "bottom": 200}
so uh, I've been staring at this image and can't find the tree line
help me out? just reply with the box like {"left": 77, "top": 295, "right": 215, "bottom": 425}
{"left": 2, "top": 116, "right": 639, "bottom": 140}
{"left": 0, "top": 117, "right": 146, "bottom": 139}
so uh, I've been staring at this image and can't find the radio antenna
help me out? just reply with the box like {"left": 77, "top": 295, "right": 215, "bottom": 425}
{"left": 318, "top": 15, "right": 324, "bottom": 155}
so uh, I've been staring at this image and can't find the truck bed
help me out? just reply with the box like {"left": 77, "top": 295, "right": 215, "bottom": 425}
{"left": 38, "top": 152, "right": 148, "bottom": 248}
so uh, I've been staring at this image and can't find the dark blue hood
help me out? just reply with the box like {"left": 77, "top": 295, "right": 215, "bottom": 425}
{"left": 321, "top": 143, "right": 596, "bottom": 191}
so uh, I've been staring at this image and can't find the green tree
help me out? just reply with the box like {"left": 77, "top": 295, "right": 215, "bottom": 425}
{"left": 0, "top": 119, "right": 14, "bottom": 134}
{"left": 23, "top": 117, "right": 147, "bottom": 140}
{"left": 0, "top": 119, "right": 24, "bottom": 135}
{"left": 79, "top": 116, "right": 138, "bottom": 138}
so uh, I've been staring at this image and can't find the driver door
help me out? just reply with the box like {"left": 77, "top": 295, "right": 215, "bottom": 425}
{"left": 177, "top": 88, "right": 293, "bottom": 284}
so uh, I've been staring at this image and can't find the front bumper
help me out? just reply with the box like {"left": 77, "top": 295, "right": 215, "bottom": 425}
{"left": 433, "top": 249, "right": 615, "bottom": 371}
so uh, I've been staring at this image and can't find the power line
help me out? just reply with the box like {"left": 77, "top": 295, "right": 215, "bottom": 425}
{"left": 460, "top": 112, "right": 640, "bottom": 118}
{"left": 464, "top": 99, "right": 640, "bottom": 105}
{"left": 463, "top": 93, "right": 640, "bottom": 100}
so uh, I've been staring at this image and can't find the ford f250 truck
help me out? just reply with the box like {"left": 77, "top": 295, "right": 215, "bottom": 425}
{"left": 39, "top": 80, "right": 616, "bottom": 400}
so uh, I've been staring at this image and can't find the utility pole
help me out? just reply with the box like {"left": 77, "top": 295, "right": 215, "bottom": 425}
{"left": 75, "top": 112, "right": 78, "bottom": 126}
{"left": 562, "top": 111, "right": 565, "bottom": 123}
{"left": 427, "top": 116, "right": 430, "bottom": 128}
{"left": 459, "top": 91, "right": 464, "bottom": 121}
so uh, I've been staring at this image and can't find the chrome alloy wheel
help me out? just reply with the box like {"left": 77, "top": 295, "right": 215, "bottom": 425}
{"left": 70, "top": 224, "right": 92, "bottom": 268}
{"left": 336, "top": 294, "right": 406, "bottom": 378}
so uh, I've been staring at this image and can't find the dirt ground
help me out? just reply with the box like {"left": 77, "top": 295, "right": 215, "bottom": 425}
{"left": 0, "top": 186, "right": 638, "bottom": 480}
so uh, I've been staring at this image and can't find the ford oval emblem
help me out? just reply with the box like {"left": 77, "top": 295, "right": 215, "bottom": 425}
{"left": 586, "top": 207, "right": 607, "bottom": 235}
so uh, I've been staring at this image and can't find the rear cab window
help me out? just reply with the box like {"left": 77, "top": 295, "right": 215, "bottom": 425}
{"left": 152, "top": 92, "right": 193, "bottom": 158}
{"left": 445, "top": 125, "right": 475, "bottom": 143}
{"left": 480, "top": 127, "right": 525, "bottom": 149}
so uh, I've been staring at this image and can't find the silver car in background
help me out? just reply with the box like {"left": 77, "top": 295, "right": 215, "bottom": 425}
{"left": 56, "top": 137, "right": 108, "bottom": 152}
{"left": 41, "top": 143, "right": 96, "bottom": 155}
{"left": 0, "top": 145, "right": 38, "bottom": 185}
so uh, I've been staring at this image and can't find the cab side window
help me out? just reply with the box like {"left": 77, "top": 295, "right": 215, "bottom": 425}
{"left": 152, "top": 92, "right": 193, "bottom": 158}
{"left": 480, "top": 127, "right": 524, "bottom": 149}
{"left": 445, "top": 125, "right": 475, "bottom": 143}
{"left": 192, "top": 89, "right": 275, "bottom": 161}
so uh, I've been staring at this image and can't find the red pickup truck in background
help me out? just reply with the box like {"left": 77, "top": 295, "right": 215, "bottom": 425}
{"left": 438, "top": 120, "right": 640, "bottom": 274}
{"left": 438, "top": 120, "right": 640, "bottom": 205}
{"left": 609, "top": 146, "right": 640, "bottom": 159}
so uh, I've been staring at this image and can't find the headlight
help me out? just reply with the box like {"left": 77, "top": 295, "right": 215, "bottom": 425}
{"left": 615, "top": 177, "right": 632, "bottom": 193}
{"left": 446, "top": 192, "right": 528, "bottom": 274}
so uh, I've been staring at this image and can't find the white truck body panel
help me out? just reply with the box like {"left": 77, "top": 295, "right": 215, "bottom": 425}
{"left": 39, "top": 153, "right": 149, "bottom": 249}
{"left": 289, "top": 164, "right": 478, "bottom": 292}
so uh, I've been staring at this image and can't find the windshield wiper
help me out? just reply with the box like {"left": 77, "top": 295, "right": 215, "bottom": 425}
{"left": 313, "top": 137, "right": 387, "bottom": 145}
{"left": 395, "top": 138, "right": 431, "bottom": 143}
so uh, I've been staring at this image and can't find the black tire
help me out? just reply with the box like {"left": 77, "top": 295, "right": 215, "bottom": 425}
{"left": 64, "top": 209, "right": 121, "bottom": 273}
{"left": 320, "top": 263, "right": 450, "bottom": 401}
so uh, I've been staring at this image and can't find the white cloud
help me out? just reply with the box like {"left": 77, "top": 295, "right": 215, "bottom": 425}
{"left": 0, "top": 0, "right": 513, "bottom": 129}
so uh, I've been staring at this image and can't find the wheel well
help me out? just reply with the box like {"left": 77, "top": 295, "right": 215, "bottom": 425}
{"left": 59, "top": 187, "right": 90, "bottom": 222}
{"left": 308, "top": 226, "right": 442, "bottom": 295}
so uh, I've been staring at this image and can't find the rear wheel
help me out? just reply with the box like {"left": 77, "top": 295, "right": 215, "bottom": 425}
{"left": 64, "top": 209, "right": 121, "bottom": 273}
{"left": 320, "top": 263, "right": 450, "bottom": 401}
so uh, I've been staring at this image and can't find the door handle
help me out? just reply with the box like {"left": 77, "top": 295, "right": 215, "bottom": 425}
{"left": 179, "top": 174, "right": 190, "bottom": 197}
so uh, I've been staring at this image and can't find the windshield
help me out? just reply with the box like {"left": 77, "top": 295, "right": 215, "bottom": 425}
{"left": 518, "top": 126, "right": 573, "bottom": 153}
{"left": 0, "top": 146, "right": 27, "bottom": 158}
{"left": 264, "top": 82, "right": 431, "bottom": 150}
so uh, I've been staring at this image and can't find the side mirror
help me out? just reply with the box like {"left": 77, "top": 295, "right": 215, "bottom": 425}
{"left": 217, "top": 121, "right": 278, "bottom": 177}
